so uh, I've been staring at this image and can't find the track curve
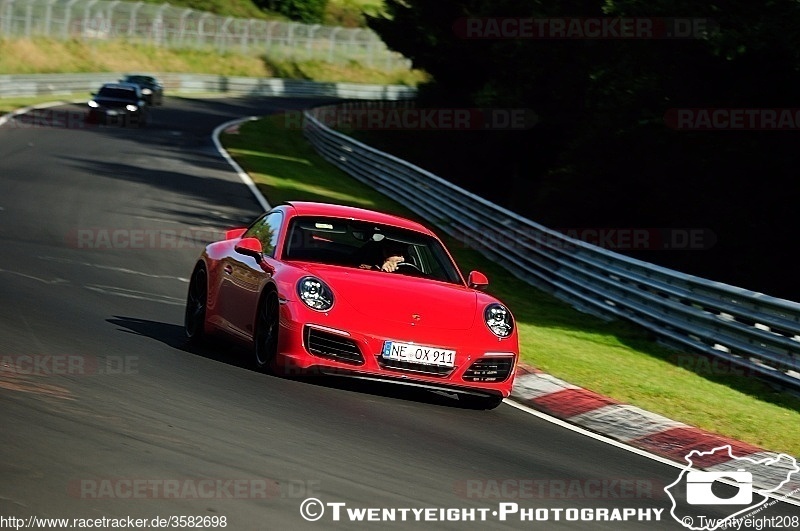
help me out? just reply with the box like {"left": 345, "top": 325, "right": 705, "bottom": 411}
{"left": 1, "top": 96, "right": 796, "bottom": 530}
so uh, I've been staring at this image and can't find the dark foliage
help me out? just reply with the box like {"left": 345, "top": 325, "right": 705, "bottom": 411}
{"left": 367, "top": 0, "right": 800, "bottom": 300}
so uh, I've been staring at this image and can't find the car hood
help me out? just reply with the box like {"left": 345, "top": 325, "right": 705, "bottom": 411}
{"left": 300, "top": 264, "right": 477, "bottom": 330}
{"left": 93, "top": 98, "right": 138, "bottom": 108}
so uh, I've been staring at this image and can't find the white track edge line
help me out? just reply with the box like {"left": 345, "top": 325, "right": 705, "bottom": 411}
{"left": 504, "top": 399, "right": 800, "bottom": 507}
{"left": 211, "top": 117, "right": 271, "bottom": 212}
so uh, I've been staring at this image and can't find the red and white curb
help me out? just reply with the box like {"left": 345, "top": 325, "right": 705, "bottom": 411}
{"left": 511, "top": 365, "right": 800, "bottom": 503}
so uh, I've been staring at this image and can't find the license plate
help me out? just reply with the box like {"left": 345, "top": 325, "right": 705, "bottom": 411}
{"left": 381, "top": 341, "right": 455, "bottom": 368}
{"left": 106, "top": 110, "right": 118, "bottom": 116}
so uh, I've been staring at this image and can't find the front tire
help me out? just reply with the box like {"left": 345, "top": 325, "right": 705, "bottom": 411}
{"left": 184, "top": 265, "right": 207, "bottom": 343}
{"left": 254, "top": 290, "right": 280, "bottom": 372}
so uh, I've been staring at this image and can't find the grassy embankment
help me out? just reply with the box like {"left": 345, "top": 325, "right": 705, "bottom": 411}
{"left": 220, "top": 114, "right": 800, "bottom": 458}
{"left": 0, "top": 35, "right": 426, "bottom": 115}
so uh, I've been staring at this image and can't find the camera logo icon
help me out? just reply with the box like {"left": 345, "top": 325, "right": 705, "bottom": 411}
{"left": 685, "top": 469, "right": 752, "bottom": 505}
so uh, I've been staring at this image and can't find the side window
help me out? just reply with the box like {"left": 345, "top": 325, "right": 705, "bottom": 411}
{"left": 243, "top": 211, "right": 283, "bottom": 257}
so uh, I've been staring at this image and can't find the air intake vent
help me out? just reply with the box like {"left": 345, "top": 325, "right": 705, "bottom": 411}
{"left": 463, "top": 357, "right": 514, "bottom": 382}
{"left": 304, "top": 326, "right": 364, "bottom": 364}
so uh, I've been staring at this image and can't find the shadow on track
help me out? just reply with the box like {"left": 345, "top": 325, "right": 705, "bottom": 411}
{"left": 106, "top": 315, "right": 498, "bottom": 411}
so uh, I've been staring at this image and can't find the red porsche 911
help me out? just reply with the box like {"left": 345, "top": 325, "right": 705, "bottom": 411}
{"left": 184, "top": 201, "right": 518, "bottom": 408}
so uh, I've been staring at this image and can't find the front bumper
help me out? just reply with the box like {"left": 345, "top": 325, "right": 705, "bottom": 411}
{"left": 274, "top": 310, "right": 518, "bottom": 398}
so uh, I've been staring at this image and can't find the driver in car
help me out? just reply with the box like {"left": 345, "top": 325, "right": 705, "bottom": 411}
{"left": 356, "top": 240, "right": 406, "bottom": 272}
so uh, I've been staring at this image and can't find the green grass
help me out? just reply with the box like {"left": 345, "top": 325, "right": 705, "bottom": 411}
{"left": 0, "top": 37, "right": 424, "bottom": 85}
{"left": 0, "top": 96, "right": 78, "bottom": 116}
{"left": 221, "top": 114, "right": 800, "bottom": 458}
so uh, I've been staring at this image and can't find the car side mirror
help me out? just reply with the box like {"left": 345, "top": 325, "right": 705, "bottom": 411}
{"left": 235, "top": 237, "right": 263, "bottom": 258}
{"left": 225, "top": 228, "right": 247, "bottom": 240}
{"left": 234, "top": 237, "right": 275, "bottom": 274}
{"left": 468, "top": 270, "right": 489, "bottom": 290}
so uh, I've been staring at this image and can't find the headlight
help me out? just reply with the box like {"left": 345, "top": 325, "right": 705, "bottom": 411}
{"left": 126, "top": 104, "right": 138, "bottom": 112}
{"left": 484, "top": 303, "right": 513, "bottom": 338}
{"left": 142, "top": 88, "right": 152, "bottom": 95}
{"left": 88, "top": 100, "right": 99, "bottom": 108}
{"left": 297, "top": 276, "right": 334, "bottom": 311}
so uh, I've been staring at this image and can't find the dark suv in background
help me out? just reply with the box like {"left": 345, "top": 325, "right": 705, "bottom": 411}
{"left": 120, "top": 74, "right": 164, "bottom": 106}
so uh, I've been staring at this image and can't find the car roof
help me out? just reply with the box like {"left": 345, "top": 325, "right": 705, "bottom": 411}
{"left": 123, "top": 74, "right": 157, "bottom": 81}
{"left": 284, "top": 201, "right": 434, "bottom": 235}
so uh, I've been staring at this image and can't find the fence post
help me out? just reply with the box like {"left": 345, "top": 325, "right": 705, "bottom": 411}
{"left": 153, "top": 3, "right": 167, "bottom": 47}
{"left": 218, "top": 17, "right": 232, "bottom": 54}
{"left": 82, "top": 0, "right": 99, "bottom": 41}
{"left": 307, "top": 24, "right": 320, "bottom": 59}
{"left": 197, "top": 13, "right": 210, "bottom": 48}
{"left": 62, "top": 0, "right": 78, "bottom": 39}
{"left": 106, "top": 0, "right": 119, "bottom": 38}
{"left": 3, "top": 0, "right": 13, "bottom": 36}
{"left": 241, "top": 18, "right": 252, "bottom": 55}
{"left": 328, "top": 26, "right": 341, "bottom": 63}
{"left": 178, "top": 8, "right": 191, "bottom": 46}
{"left": 44, "top": 0, "right": 57, "bottom": 35}
{"left": 128, "top": 1, "right": 141, "bottom": 38}
{"left": 24, "top": 1, "right": 32, "bottom": 38}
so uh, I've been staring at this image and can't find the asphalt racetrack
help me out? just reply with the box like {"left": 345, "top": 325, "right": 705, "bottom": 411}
{"left": 1, "top": 97, "right": 797, "bottom": 530}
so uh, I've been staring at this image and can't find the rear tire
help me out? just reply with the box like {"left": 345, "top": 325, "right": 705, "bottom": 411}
{"left": 184, "top": 265, "right": 208, "bottom": 343}
{"left": 254, "top": 290, "right": 280, "bottom": 372}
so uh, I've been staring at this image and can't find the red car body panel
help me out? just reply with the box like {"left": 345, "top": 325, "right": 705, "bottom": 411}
{"left": 192, "top": 201, "right": 519, "bottom": 399}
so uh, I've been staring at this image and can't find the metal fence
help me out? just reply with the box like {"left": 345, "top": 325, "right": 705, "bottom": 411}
{"left": 302, "top": 103, "right": 800, "bottom": 391}
{"left": 0, "top": 0, "right": 411, "bottom": 70}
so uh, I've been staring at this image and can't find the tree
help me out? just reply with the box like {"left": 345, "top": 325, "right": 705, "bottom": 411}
{"left": 255, "top": 0, "right": 328, "bottom": 24}
{"left": 367, "top": 0, "right": 800, "bottom": 299}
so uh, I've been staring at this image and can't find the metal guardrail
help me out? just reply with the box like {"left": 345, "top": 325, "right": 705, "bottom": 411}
{"left": 0, "top": 73, "right": 417, "bottom": 100}
{"left": 302, "top": 103, "right": 800, "bottom": 390}
{"left": 0, "top": 0, "right": 411, "bottom": 70}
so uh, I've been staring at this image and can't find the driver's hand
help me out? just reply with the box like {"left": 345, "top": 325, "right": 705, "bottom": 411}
{"left": 381, "top": 255, "right": 404, "bottom": 272}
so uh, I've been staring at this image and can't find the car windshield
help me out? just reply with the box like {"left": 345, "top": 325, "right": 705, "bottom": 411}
{"left": 282, "top": 216, "right": 463, "bottom": 284}
{"left": 124, "top": 76, "right": 155, "bottom": 85}
{"left": 97, "top": 87, "right": 137, "bottom": 100}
